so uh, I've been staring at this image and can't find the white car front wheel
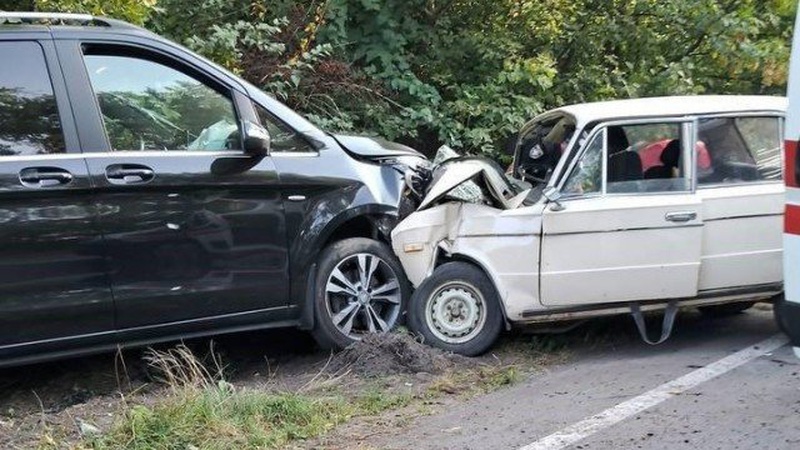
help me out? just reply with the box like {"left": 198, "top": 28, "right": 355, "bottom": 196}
{"left": 408, "top": 262, "right": 503, "bottom": 356}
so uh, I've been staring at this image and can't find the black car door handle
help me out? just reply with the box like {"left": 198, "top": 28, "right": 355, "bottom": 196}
{"left": 106, "top": 164, "right": 155, "bottom": 184}
{"left": 19, "top": 167, "right": 74, "bottom": 187}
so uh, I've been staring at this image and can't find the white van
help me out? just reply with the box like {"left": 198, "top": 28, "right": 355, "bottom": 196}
{"left": 775, "top": 9, "right": 800, "bottom": 359}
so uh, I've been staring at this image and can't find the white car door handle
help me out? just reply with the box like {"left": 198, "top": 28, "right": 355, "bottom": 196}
{"left": 665, "top": 211, "right": 697, "bottom": 223}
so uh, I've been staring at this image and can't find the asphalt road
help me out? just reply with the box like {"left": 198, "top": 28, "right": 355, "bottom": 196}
{"left": 373, "top": 307, "right": 800, "bottom": 450}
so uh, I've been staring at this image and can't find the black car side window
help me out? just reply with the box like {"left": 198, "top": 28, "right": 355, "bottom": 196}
{"left": 254, "top": 103, "right": 315, "bottom": 153}
{"left": 82, "top": 49, "right": 239, "bottom": 152}
{"left": 0, "top": 41, "right": 65, "bottom": 156}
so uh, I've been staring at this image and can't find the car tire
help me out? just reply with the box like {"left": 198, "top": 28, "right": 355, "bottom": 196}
{"left": 699, "top": 301, "right": 757, "bottom": 317}
{"left": 311, "top": 238, "right": 410, "bottom": 350}
{"left": 772, "top": 293, "right": 792, "bottom": 336}
{"left": 408, "top": 262, "right": 504, "bottom": 356}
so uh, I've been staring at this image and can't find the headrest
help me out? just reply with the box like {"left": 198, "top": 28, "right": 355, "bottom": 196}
{"left": 607, "top": 126, "right": 629, "bottom": 155}
{"left": 661, "top": 139, "right": 681, "bottom": 168}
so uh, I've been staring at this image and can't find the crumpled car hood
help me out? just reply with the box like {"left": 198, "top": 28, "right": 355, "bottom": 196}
{"left": 333, "top": 134, "right": 423, "bottom": 160}
{"left": 418, "top": 154, "right": 530, "bottom": 211}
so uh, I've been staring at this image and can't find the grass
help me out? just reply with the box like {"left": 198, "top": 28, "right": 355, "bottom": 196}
{"left": 78, "top": 345, "right": 414, "bottom": 450}
{"left": 36, "top": 332, "right": 566, "bottom": 450}
{"left": 427, "top": 364, "right": 520, "bottom": 398}
{"left": 78, "top": 350, "right": 517, "bottom": 450}
{"left": 86, "top": 386, "right": 415, "bottom": 450}
{"left": 89, "top": 387, "right": 352, "bottom": 450}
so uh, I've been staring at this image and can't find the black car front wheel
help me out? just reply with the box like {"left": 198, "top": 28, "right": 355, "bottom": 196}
{"left": 312, "top": 238, "right": 410, "bottom": 350}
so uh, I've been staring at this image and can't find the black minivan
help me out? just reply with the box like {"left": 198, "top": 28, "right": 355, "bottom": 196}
{"left": 0, "top": 12, "right": 423, "bottom": 367}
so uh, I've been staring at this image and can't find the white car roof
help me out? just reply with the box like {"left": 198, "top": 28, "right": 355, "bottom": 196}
{"left": 552, "top": 95, "right": 787, "bottom": 126}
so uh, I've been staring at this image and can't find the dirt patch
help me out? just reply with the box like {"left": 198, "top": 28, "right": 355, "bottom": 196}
{"left": 328, "top": 332, "right": 465, "bottom": 378}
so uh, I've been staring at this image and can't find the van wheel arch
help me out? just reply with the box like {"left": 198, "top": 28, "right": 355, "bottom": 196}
{"left": 298, "top": 212, "right": 399, "bottom": 331}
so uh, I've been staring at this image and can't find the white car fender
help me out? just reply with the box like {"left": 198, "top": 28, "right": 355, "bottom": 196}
{"left": 391, "top": 203, "right": 461, "bottom": 287}
{"left": 393, "top": 202, "right": 545, "bottom": 322}
{"left": 445, "top": 204, "right": 544, "bottom": 321}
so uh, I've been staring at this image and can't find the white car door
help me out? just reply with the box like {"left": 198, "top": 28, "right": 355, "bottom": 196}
{"left": 694, "top": 115, "right": 785, "bottom": 291}
{"left": 540, "top": 120, "right": 703, "bottom": 307}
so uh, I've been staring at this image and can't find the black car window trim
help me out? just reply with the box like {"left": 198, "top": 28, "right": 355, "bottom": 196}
{"left": 79, "top": 42, "right": 246, "bottom": 154}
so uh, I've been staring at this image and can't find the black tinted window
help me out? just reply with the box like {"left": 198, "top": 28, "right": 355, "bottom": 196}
{"left": 83, "top": 53, "right": 238, "bottom": 151}
{"left": 254, "top": 103, "right": 315, "bottom": 153}
{"left": 0, "top": 42, "right": 65, "bottom": 156}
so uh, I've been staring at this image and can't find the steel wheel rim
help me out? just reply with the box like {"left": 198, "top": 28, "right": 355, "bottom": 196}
{"left": 325, "top": 253, "right": 402, "bottom": 340}
{"left": 425, "top": 281, "right": 487, "bottom": 344}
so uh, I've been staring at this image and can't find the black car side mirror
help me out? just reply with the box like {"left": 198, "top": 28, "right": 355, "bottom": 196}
{"left": 243, "top": 121, "right": 271, "bottom": 158}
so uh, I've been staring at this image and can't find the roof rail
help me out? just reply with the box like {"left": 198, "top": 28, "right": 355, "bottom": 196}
{"left": 0, "top": 11, "right": 136, "bottom": 28}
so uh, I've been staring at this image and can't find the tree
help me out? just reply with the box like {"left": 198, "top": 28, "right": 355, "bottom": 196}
{"left": 5, "top": 0, "right": 797, "bottom": 159}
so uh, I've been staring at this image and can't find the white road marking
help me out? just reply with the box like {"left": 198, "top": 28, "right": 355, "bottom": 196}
{"left": 519, "top": 334, "right": 789, "bottom": 450}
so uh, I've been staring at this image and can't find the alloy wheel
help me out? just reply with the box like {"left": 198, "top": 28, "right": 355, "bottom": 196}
{"left": 324, "top": 253, "right": 402, "bottom": 340}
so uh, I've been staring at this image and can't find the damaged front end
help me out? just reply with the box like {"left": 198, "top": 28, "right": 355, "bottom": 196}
{"left": 398, "top": 146, "right": 532, "bottom": 216}
{"left": 391, "top": 147, "right": 543, "bottom": 318}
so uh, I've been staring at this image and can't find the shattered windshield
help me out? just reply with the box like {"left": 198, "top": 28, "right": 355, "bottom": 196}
{"left": 513, "top": 114, "right": 577, "bottom": 186}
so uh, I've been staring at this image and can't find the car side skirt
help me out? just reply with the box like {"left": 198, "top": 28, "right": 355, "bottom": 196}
{"left": 516, "top": 283, "right": 781, "bottom": 324}
{"left": 0, "top": 306, "right": 299, "bottom": 368}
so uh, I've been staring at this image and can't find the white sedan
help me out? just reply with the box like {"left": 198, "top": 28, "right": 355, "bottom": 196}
{"left": 393, "top": 96, "right": 787, "bottom": 356}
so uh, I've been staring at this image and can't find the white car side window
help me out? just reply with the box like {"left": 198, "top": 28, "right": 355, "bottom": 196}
{"left": 608, "top": 122, "right": 689, "bottom": 193}
{"left": 697, "top": 116, "right": 782, "bottom": 185}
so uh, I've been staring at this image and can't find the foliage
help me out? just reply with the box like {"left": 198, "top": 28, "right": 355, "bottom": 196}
{"left": 9, "top": 0, "right": 798, "bottom": 159}
{"left": 35, "top": 0, "right": 156, "bottom": 25}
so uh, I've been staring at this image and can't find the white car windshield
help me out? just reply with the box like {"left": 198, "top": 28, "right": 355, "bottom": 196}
{"left": 513, "top": 114, "right": 577, "bottom": 186}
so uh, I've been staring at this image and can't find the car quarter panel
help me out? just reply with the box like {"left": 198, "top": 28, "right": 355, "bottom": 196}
{"left": 451, "top": 204, "right": 542, "bottom": 321}
{"left": 697, "top": 183, "right": 784, "bottom": 290}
